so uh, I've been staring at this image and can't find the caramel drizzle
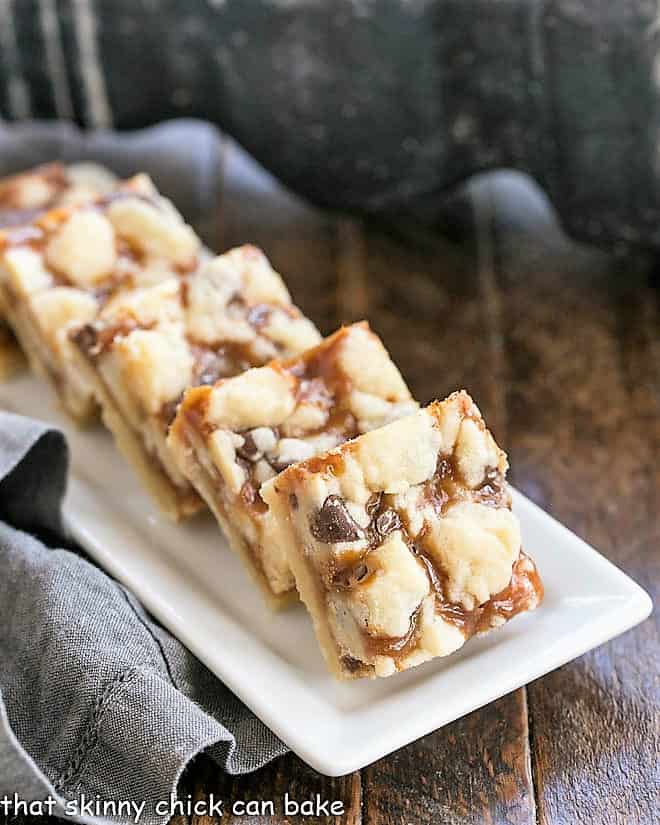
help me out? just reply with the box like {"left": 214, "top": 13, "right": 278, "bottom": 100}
{"left": 77, "top": 291, "right": 304, "bottom": 436}
{"left": 286, "top": 327, "right": 358, "bottom": 439}
{"left": 424, "top": 453, "right": 509, "bottom": 516}
{"left": 418, "top": 548, "right": 542, "bottom": 636}
{"left": 351, "top": 548, "right": 542, "bottom": 667}
{"left": 321, "top": 456, "right": 540, "bottom": 668}
{"left": 73, "top": 317, "right": 157, "bottom": 358}
{"left": 365, "top": 604, "right": 423, "bottom": 658}
{"left": 183, "top": 327, "right": 365, "bottom": 517}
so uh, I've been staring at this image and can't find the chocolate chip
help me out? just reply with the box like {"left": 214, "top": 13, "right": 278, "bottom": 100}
{"left": 236, "top": 432, "right": 260, "bottom": 461}
{"left": 332, "top": 561, "right": 369, "bottom": 590}
{"left": 354, "top": 562, "right": 369, "bottom": 582}
{"left": 289, "top": 493, "right": 299, "bottom": 510}
{"left": 436, "top": 457, "right": 454, "bottom": 479}
{"left": 235, "top": 455, "right": 252, "bottom": 475}
{"left": 341, "top": 655, "right": 364, "bottom": 673}
{"left": 476, "top": 466, "right": 504, "bottom": 504}
{"left": 365, "top": 493, "right": 382, "bottom": 519}
{"left": 160, "top": 394, "right": 182, "bottom": 427}
{"left": 268, "top": 458, "right": 293, "bottom": 473}
{"left": 72, "top": 324, "right": 99, "bottom": 356}
{"left": 375, "top": 508, "right": 401, "bottom": 536}
{"left": 310, "top": 495, "right": 364, "bottom": 543}
{"left": 240, "top": 479, "right": 267, "bottom": 515}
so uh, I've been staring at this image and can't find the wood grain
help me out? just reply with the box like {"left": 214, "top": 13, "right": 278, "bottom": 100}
{"left": 361, "top": 693, "right": 534, "bottom": 825}
{"left": 490, "top": 181, "right": 659, "bottom": 825}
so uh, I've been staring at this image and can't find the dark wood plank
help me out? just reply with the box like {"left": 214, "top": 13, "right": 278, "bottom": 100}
{"left": 491, "top": 179, "right": 659, "bottom": 825}
{"left": 361, "top": 693, "right": 534, "bottom": 825}
{"left": 358, "top": 190, "right": 536, "bottom": 825}
{"left": 355, "top": 218, "right": 481, "bottom": 407}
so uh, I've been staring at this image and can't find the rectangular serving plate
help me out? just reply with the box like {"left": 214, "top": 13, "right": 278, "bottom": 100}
{"left": 0, "top": 370, "right": 652, "bottom": 776}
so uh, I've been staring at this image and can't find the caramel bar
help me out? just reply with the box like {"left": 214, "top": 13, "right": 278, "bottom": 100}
{"left": 0, "top": 173, "right": 199, "bottom": 422}
{"left": 168, "top": 322, "right": 418, "bottom": 606}
{"left": 71, "top": 245, "right": 321, "bottom": 520}
{"left": 0, "top": 162, "right": 117, "bottom": 378}
{"left": 262, "top": 391, "right": 543, "bottom": 677}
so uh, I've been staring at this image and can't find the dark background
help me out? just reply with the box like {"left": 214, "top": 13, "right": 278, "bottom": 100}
{"left": 2, "top": 0, "right": 660, "bottom": 252}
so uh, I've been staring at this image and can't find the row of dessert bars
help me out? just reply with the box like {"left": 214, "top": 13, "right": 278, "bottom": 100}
{"left": 0, "top": 163, "right": 543, "bottom": 680}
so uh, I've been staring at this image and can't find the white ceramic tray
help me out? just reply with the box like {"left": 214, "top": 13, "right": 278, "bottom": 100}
{"left": 0, "top": 371, "right": 652, "bottom": 776}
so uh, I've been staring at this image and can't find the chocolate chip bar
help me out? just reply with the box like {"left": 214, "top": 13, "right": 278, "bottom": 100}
{"left": 0, "top": 162, "right": 117, "bottom": 378}
{"left": 0, "top": 172, "right": 199, "bottom": 422}
{"left": 71, "top": 245, "right": 321, "bottom": 520}
{"left": 262, "top": 391, "right": 543, "bottom": 677}
{"left": 167, "top": 322, "right": 418, "bottom": 605}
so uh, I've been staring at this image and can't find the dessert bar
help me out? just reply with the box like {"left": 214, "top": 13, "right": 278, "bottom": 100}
{"left": 262, "top": 391, "right": 543, "bottom": 677}
{"left": 0, "top": 162, "right": 117, "bottom": 377}
{"left": 167, "top": 322, "right": 418, "bottom": 605}
{"left": 0, "top": 172, "right": 199, "bottom": 422}
{"left": 72, "top": 245, "right": 321, "bottom": 520}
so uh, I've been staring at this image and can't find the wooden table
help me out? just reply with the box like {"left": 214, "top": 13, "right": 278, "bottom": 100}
{"left": 171, "top": 141, "right": 659, "bottom": 825}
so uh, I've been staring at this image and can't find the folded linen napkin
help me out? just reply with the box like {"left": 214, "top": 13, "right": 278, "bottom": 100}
{"left": 0, "top": 411, "right": 287, "bottom": 825}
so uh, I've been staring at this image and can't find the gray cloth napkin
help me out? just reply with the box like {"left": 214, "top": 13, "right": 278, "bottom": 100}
{"left": 0, "top": 120, "right": 288, "bottom": 825}
{"left": 0, "top": 412, "right": 287, "bottom": 825}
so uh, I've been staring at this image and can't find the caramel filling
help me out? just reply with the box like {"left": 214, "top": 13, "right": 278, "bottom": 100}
{"left": 308, "top": 453, "right": 541, "bottom": 672}
{"left": 181, "top": 327, "right": 364, "bottom": 518}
